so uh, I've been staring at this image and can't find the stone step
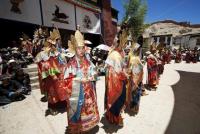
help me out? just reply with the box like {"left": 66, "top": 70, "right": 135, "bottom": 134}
{"left": 27, "top": 64, "right": 37, "bottom": 68}
{"left": 30, "top": 76, "right": 39, "bottom": 84}
{"left": 32, "top": 88, "right": 40, "bottom": 92}
{"left": 23, "top": 67, "right": 38, "bottom": 73}
{"left": 28, "top": 71, "right": 38, "bottom": 77}
{"left": 28, "top": 63, "right": 37, "bottom": 67}
{"left": 31, "top": 82, "right": 40, "bottom": 90}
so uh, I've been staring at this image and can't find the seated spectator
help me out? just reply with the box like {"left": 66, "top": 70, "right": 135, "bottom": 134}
{"left": 7, "top": 59, "right": 19, "bottom": 75}
{"left": 11, "top": 50, "right": 28, "bottom": 68}
{"left": 0, "top": 75, "right": 25, "bottom": 102}
{"left": 0, "top": 54, "right": 2, "bottom": 75}
{"left": 12, "top": 68, "right": 31, "bottom": 95}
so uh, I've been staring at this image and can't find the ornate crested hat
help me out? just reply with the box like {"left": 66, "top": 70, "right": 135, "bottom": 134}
{"left": 43, "top": 40, "right": 49, "bottom": 48}
{"left": 33, "top": 28, "right": 48, "bottom": 39}
{"left": 67, "top": 39, "right": 75, "bottom": 54}
{"left": 53, "top": 28, "right": 61, "bottom": 40}
{"left": 74, "top": 30, "right": 85, "bottom": 47}
{"left": 67, "top": 28, "right": 86, "bottom": 55}
{"left": 119, "top": 29, "right": 128, "bottom": 48}
{"left": 47, "top": 28, "right": 61, "bottom": 45}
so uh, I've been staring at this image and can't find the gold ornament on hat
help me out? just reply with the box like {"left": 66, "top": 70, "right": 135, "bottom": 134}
{"left": 47, "top": 28, "right": 61, "bottom": 45}
{"left": 33, "top": 27, "right": 48, "bottom": 38}
{"left": 119, "top": 29, "right": 128, "bottom": 48}
{"left": 74, "top": 30, "right": 85, "bottom": 47}
{"left": 47, "top": 34, "right": 56, "bottom": 45}
{"left": 52, "top": 28, "right": 61, "bottom": 40}
{"left": 43, "top": 40, "right": 49, "bottom": 48}
{"left": 33, "top": 29, "right": 39, "bottom": 38}
{"left": 68, "top": 39, "right": 75, "bottom": 54}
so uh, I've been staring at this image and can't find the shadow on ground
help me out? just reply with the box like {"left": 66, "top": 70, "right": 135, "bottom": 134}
{"left": 64, "top": 125, "right": 99, "bottom": 134}
{"left": 100, "top": 116, "right": 123, "bottom": 134}
{"left": 124, "top": 108, "right": 139, "bottom": 116}
{"left": 44, "top": 101, "right": 67, "bottom": 116}
{"left": 165, "top": 71, "right": 200, "bottom": 134}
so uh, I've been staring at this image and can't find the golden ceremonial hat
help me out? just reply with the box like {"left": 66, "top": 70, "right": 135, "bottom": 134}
{"left": 74, "top": 30, "right": 85, "bottom": 47}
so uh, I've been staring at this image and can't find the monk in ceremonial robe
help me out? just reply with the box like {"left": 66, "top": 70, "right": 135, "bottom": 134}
{"left": 64, "top": 30, "right": 99, "bottom": 133}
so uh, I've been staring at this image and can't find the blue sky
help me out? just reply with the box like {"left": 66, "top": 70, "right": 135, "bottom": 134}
{"left": 111, "top": 0, "right": 200, "bottom": 24}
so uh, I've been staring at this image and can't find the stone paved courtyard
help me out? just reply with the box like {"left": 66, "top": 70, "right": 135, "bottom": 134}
{"left": 1, "top": 61, "right": 200, "bottom": 134}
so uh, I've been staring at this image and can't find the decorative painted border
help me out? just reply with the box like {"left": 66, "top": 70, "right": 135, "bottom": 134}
{"left": 65, "top": 0, "right": 101, "bottom": 13}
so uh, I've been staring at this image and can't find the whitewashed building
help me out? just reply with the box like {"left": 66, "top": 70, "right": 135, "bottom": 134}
{"left": 143, "top": 20, "right": 200, "bottom": 49}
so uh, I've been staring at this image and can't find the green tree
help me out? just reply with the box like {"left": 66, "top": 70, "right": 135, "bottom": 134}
{"left": 123, "top": 0, "right": 147, "bottom": 41}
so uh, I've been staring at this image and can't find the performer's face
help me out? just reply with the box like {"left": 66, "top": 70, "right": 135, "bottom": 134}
{"left": 50, "top": 43, "right": 56, "bottom": 51}
{"left": 56, "top": 39, "right": 61, "bottom": 45}
{"left": 76, "top": 46, "right": 85, "bottom": 57}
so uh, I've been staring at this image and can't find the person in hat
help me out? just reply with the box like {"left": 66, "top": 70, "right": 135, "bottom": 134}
{"left": 104, "top": 27, "right": 128, "bottom": 126}
{"left": 191, "top": 49, "right": 198, "bottom": 63}
{"left": 160, "top": 49, "right": 166, "bottom": 65}
{"left": 20, "top": 33, "right": 33, "bottom": 54}
{"left": 162, "top": 48, "right": 168, "bottom": 64}
{"left": 165, "top": 49, "right": 172, "bottom": 64}
{"left": 32, "top": 27, "right": 49, "bottom": 57}
{"left": 146, "top": 43, "right": 159, "bottom": 90}
{"left": 64, "top": 29, "right": 99, "bottom": 133}
{"left": 35, "top": 43, "right": 49, "bottom": 102}
{"left": 156, "top": 49, "right": 165, "bottom": 75}
{"left": 7, "top": 59, "right": 19, "bottom": 75}
{"left": 126, "top": 43, "right": 144, "bottom": 114}
{"left": 185, "top": 50, "right": 191, "bottom": 63}
{"left": 175, "top": 49, "right": 182, "bottom": 63}
{"left": 34, "top": 28, "right": 50, "bottom": 98}
{"left": 36, "top": 29, "right": 67, "bottom": 115}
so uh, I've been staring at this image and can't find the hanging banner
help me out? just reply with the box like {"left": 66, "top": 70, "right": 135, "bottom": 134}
{"left": 42, "top": 0, "right": 76, "bottom": 30}
{"left": 0, "top": 0, "right": 42, "bottom": 25}
{"left": 76, "top": 6, "right": 101, "bottom": 34}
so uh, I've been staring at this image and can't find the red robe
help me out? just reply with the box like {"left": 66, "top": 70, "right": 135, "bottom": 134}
{"left": 175, "top": 53, "right": 182, "bottom": 63}
{"left": 64, "top": 56, "right": 99, "bottom": 133}
{"left": 36, "top": 51, "right": 67, "bottom": 105}
{"left": 147, "top": 55, "right": 158, "bottom": 87}
{"left": 105, "top": 50, "right": 127, "bottom": 125}
{"left": 44, "top": 56, "right": 67, "bottom": 104}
